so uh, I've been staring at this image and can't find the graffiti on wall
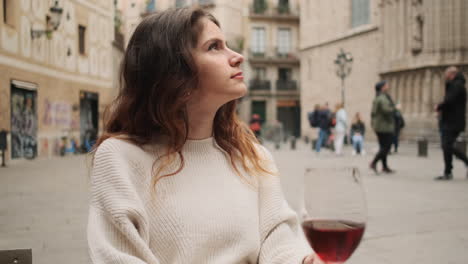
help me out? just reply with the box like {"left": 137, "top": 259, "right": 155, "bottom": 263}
{"left": 11, "top": 88, "right": 37, "bottom": 159}
{"left": 42, "top": 99, "right": 77, "bottom": 128}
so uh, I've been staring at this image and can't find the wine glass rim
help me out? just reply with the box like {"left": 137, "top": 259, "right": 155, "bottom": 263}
{"left": 301, "top": 217, "right": 367, "bottom": 224}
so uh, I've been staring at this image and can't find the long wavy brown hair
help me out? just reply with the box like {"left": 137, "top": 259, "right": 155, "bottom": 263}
{"left": 93, "top": 7, "right": 271, "bottom": 189}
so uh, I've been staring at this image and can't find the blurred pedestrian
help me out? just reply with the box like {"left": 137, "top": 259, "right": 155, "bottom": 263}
{"left": 333, "top": 102, "right": 347, "bottom": 155}
{"left": 307, "top": 104, "right": 320, "bottom": 128}
{"left": 392, "top": 103, "right": 405, "bottom": 154}
{"left": 249, "top": 113, "right": 263, "bottom": 139}
{"left": 350, "top": 112, "right": 366, "bottom": 155}
{"left": 370, "top": 81, "right": 396, "bottom": 174}
{"left": 314, "top": 103, "right": 332, "bottom": 153}
{"left": 434, "top": 66, "right": 468, "bottom": 180}
{"left": 86, "top": 7, "right": 315, "bottom": 264}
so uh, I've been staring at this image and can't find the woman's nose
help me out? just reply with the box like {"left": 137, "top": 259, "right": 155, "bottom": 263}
{"left": 229, "top": 51, "right": 244, "bottom": 67}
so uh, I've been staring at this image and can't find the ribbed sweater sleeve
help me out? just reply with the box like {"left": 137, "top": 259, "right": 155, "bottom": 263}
{"left": 257, "top": 147, "right": 311, "bottom": 264}
{"left": 87, "top": 139, "right": 159, "bottom": 264}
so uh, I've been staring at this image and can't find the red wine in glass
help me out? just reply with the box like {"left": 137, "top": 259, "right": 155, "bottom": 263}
{"left": 302, "top": 167, "right": 366, "bottom": 264}
{"left": 302, "top": 219, "right": 365, "bottom": 263}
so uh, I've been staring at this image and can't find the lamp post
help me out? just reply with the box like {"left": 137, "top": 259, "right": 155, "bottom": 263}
{"left": 31, "top": 1, "right": 63, "bottom": 40}
{"left": 334, "top": 49, "right": 353, "bottom": 107}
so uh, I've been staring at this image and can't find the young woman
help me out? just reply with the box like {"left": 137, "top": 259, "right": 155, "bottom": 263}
{"left": 350, "top": 112, "right": 366, "bottom": 155}
{"left": 87, "top": 7, "right": 316, "bottom": 264}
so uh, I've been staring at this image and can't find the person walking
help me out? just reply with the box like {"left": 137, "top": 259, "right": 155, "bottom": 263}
{"left": 350, "top": 112, "right": 366, "bottom": 155}
{"left": 370, "top": 81, "right": 396, "bottom": 174}
{"left": 333, "top": 103, "right": 347, "bottom": 155}
{"left": 314, "top": 104, "right": 331, "bottom": 153}
{"left": 392, "top": 103, "right": 405, "bottom": 154}
{"left": 435, "top": 66, "right": 468, "bottom": 180}
{"left": 86, "top": 7, "right": 316, "bottom": 264}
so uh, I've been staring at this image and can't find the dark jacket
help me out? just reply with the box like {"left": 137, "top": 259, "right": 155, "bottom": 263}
{"left": 350, "top": 121, "right": 365, "bottom": 136}
{"left": 317, "top": 109, "right": 331, "bottom": 131}
{"left": 437, "top": 72, "right": 467, "bottom": 132}
{"left": 371, "top": 92, "right": 396, "bottom": 133}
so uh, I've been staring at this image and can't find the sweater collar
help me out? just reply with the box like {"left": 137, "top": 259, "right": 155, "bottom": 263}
{"left": 183, "top": 137, "right": 217, "bottom": 153}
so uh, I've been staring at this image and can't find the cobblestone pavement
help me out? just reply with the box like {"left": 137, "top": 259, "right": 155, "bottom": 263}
{"left": 268, "top": 140, "right": 468, "bottom": 264}
{"left": 1, "top": 141, "right": 467, "bottom": 264}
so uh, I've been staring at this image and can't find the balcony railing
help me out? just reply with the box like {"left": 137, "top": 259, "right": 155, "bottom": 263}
{"left": 249, "top": 46, "right": 299, "bottom": 65}
{"left": 249, "top": 80, "right": 271, "bottom": 91}
{"left": 249, "top": 4, "right": 299, "bottom": 20}
{"left": 276, "top": 80, "right": 297, "bottom": 91}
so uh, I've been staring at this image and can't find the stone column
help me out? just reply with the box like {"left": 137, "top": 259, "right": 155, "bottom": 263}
{"left": 423, "top": 69, "right": 432, "bottom": 117}
{"left": 398, "top": 0, "right": 405, "bottom": 58}
{"left": 431, "top": 69, "right": 443, "bottom": 107}
{"left": 401, "top": 74, "right": 409, "bottom": 114}
{"left": 453, "top": 0, "right": 463, "bottom": 61}
{"left": 391, "top": 1, "right": 399, "bottom": 60}
{"left": 407, "top": 74, "right": 415, "bottom": 116}
{"left": 393, "top": 74, "right": 401, "bottom": 103}
{"left": 268, "top": 97, "right": 277, "bottom": 124}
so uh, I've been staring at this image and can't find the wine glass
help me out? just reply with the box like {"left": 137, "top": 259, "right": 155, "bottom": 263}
{"left": 301, "top": 167, "right": 366, "bottom": 264}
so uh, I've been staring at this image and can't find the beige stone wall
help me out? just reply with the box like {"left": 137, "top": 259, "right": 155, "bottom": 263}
{"left": 380, "top": 0, "right": 468, "bottom": 74}
{"left": 0, "top": 0, "right": 116, "bottom": 161}
{"left": 300, "top": 0, "right": 380, "bottom": 49}
{"left": 0, "top": 0, "right": 114, "bottom": 80}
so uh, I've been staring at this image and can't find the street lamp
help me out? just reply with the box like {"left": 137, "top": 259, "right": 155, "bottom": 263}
{"left": 31, "top": 1, "right": 63, "bottom": 40}
{"left": 334, "top": 49, "right": 353, "bottom": 107}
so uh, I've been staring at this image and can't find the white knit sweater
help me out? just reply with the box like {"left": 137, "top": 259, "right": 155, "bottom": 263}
{"left": 87, "top": 137, "right": 310, "bottom": 264}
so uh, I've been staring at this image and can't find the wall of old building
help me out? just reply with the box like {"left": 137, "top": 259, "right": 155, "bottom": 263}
{"left": 380, "top": 0, "right": 468, "bottom": 141}
{"left": 0, "top": 0, "right": 116, "bottom": 161}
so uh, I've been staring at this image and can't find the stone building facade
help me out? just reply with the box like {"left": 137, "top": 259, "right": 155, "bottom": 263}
{"left": 300, "top": 0, "right": 468, "bottom": 142}
{"left": 240, "top": 0, "right": 301, "bottom": 139}
{"left": 0, "top": 0, "right": 116, "bottom": 161}
{"left": 380, "top": 0, "right": 468, "bottom": 141}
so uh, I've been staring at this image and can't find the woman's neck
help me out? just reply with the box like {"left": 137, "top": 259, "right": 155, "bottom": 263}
{"left": 186, "top": 105, "right": 217, "bottom": 140}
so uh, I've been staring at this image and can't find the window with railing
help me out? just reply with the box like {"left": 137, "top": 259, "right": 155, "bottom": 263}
{"left": 351, "top": 0, "right": 370, "bottom": 28}
{"left": 277, "top": 28, "right": 291, "bottom": 57}
{"left": 251, "top": 27, "right": 266, "bottom": 57}
{"left": 253, "top": 67, "right": 266, "bottom": 80}
{"left": 253, "top": 0, "right": 267, "bottom": 14}
{"left": 277, "top": 68, "right": 296, "bottom": 90}
{"left": 277, "top": 0, "right": 290, "bottom": 14}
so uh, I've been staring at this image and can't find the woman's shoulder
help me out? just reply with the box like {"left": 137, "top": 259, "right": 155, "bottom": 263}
{"left": 95, "top": 137, "right": 152, "bottom": 160}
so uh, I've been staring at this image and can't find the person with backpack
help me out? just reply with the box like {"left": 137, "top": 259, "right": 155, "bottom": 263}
{"left": 314, "top": 104, "right": 332, "bottom": 153}
{"left": 308, "top": 104, "right": 320, "bottom": 128}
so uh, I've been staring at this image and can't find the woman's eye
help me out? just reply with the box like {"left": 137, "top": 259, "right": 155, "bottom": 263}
{"left": 208, "top": 42, "right": 219, "bottom": 50}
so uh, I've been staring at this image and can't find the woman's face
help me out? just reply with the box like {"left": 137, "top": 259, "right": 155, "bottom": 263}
{"left": 190, "top": 18, "right": 246, "bottom": 108}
